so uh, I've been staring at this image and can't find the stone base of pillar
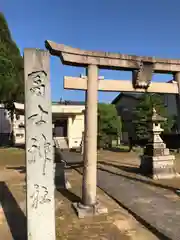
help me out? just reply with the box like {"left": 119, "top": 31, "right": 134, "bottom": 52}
{"left": 72, "top": 201, "right": 108, "bottom": 219}
{"left": 55, "top": 162, "right": 71, "bottom": 189}
{"left": 140, "top": 155, "right": 180, "bottom": 179}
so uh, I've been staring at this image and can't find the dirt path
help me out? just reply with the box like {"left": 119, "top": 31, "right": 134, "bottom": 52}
{"left": 62, "top": 150, "right": 180, "bottom": 240}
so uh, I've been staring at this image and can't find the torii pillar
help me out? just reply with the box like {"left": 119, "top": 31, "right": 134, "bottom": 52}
{"left": 174, "top": 72, "right": 180, "bottom": 133}
{"left": 82, "top": 65, "right": 98, "bottom": 206}
{"left": 45, "top": 41, "right": 107, "bottom": 217}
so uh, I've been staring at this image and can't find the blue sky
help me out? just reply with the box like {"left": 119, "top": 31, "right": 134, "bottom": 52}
{"left": 1, "top": 0, "right": 180, "bottom": 102}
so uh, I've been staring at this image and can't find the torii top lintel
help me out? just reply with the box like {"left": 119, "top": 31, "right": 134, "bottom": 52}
{"left": 45, "top": 40, "right": 180, "bottom": 73}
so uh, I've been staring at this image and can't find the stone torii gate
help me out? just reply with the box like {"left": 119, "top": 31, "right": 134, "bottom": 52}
{"left": 45, "top": 43, "right": 180, "bottom": 188}
{"left": 45, "top": 40, "right": 180, "bottom": 216}
{"left": 23, "top": 43, "right": 180, "bottom": 239}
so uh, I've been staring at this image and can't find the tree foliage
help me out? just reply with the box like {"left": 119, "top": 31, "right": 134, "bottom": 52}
{"left": 133, "top": 93, "right": 174, "bottom": 140}
{"left": 0, "top": 12, "right": 24, "bottom": 104}
{"left": 98, "top": 103, "right": 121, "bottom": 147}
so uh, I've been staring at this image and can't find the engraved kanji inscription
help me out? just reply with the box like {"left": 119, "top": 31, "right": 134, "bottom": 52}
{"left": 27, "top": 134, "right": 52, "bottom": 175}
{"left": 39, "top": 186, "right": 51, "bottom": 204}
{"left": 28, "top": 105, "right": 48, "bottom": 125}
{"left": 42, "top": 134, "right": 52, "bottom": 175}
{"left": 30, "top": 184, "right": 51, "bottom": 209}
{"left": 28, "top": 71, "right": 47, "bottom": 97}
{"left": 30, "top": 184, "right": 40, "bottom": 209}
{"left": 28, "top": 137, "right": 41, "bottom": 164}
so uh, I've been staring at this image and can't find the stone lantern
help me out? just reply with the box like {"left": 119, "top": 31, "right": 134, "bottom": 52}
{"left": 140, "top": 108, "right": 177, "bottom": 179}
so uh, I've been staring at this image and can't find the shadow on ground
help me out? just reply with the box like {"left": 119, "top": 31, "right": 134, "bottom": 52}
{"left": 6, "top": 166, "right": 25, "bottom": 174}
{"left": 0, "top": 182, "right": 26, "bottom": 240}
{"left": 65, "top": 162, "right": 83, "bottom": 169}
{"left": 57, "top": 188, "right": 81, "bottom": 203}
{"left": 55, "top": 167, "right": 81, "bottom": 212}
{"left": 98, "top": 161, "right": 179, "bottom": 193}
{"left": 103, "top": 147, "right": 130, "bottom": 152}
{"left": 54, "top": 151, "right": 82, "bottom": 203}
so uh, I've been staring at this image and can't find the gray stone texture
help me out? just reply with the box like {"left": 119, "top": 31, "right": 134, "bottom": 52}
{"left": 24, "top": 49, "right": 55, "bottom": 240}
{"left": 45, "top": 40, "right": 180, "bottom": 73}
{"left": 141, "top": 109, "right": 177, "bottom": 179}
{"left": 82, "top": 65, "right": 98, "bottom": 206}
{"left": 72, "top": 201, "right": 108, "bottom": 219}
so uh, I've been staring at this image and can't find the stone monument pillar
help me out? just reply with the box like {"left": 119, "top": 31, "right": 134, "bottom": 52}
{"left": 24, "top": 49, "right": 55, "bottom": 239}
{"left": 140, "top": 108, "right": 178, "bottom": 179}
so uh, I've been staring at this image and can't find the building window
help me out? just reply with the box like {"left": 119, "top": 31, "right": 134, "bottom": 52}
{"left": 54, "top": 119, "right": 67, "bottom": 137}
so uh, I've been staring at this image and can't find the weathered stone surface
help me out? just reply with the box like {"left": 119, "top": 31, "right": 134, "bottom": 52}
{"left": 45, "top": 40, "right": 180, "bottom": 72}
{"left": 144, "top": 145, "right": 170, "bottom": 156}
{"left": 140, "top": 155, "right": 177, "bottom": 179}
{"left": 82, "top": 65, "right": 98, "bottom": 207}
{"left": 132, "top": 61, "right": 153, "bottom": 89}
{"left": 141, "top": 109, "right": 177, "bottom": 179}
{"left": 72, "top": 201, "right": 108, "bottom": 219}
{"left": 24, "top": 49, "right": 55, "bottom": 240}
{"left": 64, "top": 76, "right": 179, "bottom": 94}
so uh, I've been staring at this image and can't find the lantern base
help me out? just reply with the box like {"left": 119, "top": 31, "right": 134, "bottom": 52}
{"left": 140, "top": 155, "right": 179, "bottom": 179}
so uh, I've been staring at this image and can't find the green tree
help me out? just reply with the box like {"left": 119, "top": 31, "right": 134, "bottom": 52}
{"left": 133, "top": 93, "right": 174, "bottom": 140}
{"left": 98, "top": 103, "right": 121, "bottom": 148}
{"left": 0, "top": 13, "right": 24, "bottom": 145}
{"left": 0, "top": 12, "right": 24, "bottom": 104}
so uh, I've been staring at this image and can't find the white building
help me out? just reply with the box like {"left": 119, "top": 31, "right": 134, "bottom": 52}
{"left": 0, "top": 101, "right": 85, "bottom": 149}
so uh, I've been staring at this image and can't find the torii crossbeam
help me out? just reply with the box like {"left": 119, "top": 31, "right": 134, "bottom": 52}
{"left": 64, "top": 76, "right": 178, "bottom": 93}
